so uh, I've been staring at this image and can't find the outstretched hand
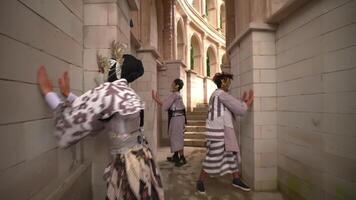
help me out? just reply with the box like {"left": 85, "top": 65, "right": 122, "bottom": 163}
{"left": 59, "top": 71, "right": 70, "bottom": 97}
{"left": 242, "top": 89, "right": 254, "bottom": 108}
{"left": 37, "top": 65, "right": 53, "bottom": 95}
{"left": 151, "top": 90, "right": 163, "bottom": 106}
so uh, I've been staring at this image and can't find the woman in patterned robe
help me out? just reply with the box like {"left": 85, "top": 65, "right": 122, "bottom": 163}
{"left": 37, "top": 54, "right": 164, "bottom": 200}
{"left": 195, "top": 72, "right": 254, "bottom": 194}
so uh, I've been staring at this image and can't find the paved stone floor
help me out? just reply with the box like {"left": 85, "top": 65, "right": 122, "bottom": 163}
{"left": 157, "top": 147, "right": 286, "bottom": 200}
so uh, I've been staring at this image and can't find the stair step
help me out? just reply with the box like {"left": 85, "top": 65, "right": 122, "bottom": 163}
{"left": 184, "top": 139, "right": 206, "bottom": 147}
{"left": 187, "top": 120, "right": 205, "bottom": 126}
{"left": 184, "top": 132, "right": 206, "bottom": 139}
{"left": 196, "top": 103, "right": 208, "bottom": 108}
{"left": 185, "top": 126, "right": 206, "bottom": 132}
{"left": 187, "top": 111, "right": 208, "bottom": 115}
{"left": 187, "top": 114, "right": 207, "bottom": 120}
{"left": 193, "top": 107, "right": 209, "bottom": 113}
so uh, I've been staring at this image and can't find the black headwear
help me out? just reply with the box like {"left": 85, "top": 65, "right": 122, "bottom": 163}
{"left": 213, "top": 72, "right": 234, "bottom": 88}
{"left": 173, "top": 78, "right": 184, "bottom": 91}
{"left": 107, "top": 54, "right": 144, "bottom": 83}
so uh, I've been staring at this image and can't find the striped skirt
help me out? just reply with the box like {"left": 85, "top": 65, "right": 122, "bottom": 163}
{"left": 202, "top": 140, "right": 239, "bottom": 176}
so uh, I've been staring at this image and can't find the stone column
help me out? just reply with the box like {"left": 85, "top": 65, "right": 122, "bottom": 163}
{"left": 184, "top": 17, "right": 191, "bottom": 68}
{"left": 83, "top": 0, "right": 135, "bottom": 199}
{"left": 229, "top": 26, "right": 277, "bottom": 191}
{"left": 163, "top": 0, "right": 175, "bottom": 60}
{"left": 225, "top": 0, "right": 235, "bottom": 44}
{"left": 216, "top": 44, "right": 220, "bottom": 73}
{"left": 201, "top": 0, "right": 206, "bottom": 17}
{"left": 135, "top": 48, "right": 160, "bottom": 154}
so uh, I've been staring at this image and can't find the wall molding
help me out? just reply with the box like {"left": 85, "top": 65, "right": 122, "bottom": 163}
{"left": 227, "top": 22, "right": 276, "bottom": 53}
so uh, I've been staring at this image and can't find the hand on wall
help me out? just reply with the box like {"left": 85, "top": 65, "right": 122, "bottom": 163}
{"left": 59, "top": 71, "right": 70, "bottom": 97}
{"left": 37, "top": 66, "right": 53, "bottom": 95}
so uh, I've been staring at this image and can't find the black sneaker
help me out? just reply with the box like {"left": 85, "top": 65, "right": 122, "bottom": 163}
{"left": 174, "top": 156, "right": 187, "bottom": 167}
{"left": 232, "top": 178, "right": 251, "bottom": 191}
{"left": 167, "top": 153, "right": 179, "bottom": 163}
{"left": 196, "top": 180, "right": 206, "bottom": 194}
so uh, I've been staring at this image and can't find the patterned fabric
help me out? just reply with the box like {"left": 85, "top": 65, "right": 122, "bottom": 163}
{"left": 202, "top": 140, "right": 239, "bottom": 176}
{"left": 206, "top": 89, "right": 225, "bottom": 141}
{"left": 53, "top": 79, "right": 144, "bottom": 148}
{"left": 104, "top": 147, "right": 164, "bottom": 200}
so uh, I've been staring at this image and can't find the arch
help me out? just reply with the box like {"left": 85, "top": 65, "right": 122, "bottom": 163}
{"left": 191, "top": 0, "right": 202, "bottom": 13}
{"left": 220, "top": 3, "right": 226, "bottom": 34}
{"left": 206, "top": 0, "right": 217, "bottom": 27}
{"left": 221, "top": 53, "right": 227, "bottom": 65}
{"left": 176, "top": 18, "right": 186, "bottom": 61}
{"left": 190, "top": 34, "right": 202, "bottom": 74}
{"left": 206, "top": 46, "right": 217, "bottom": 77}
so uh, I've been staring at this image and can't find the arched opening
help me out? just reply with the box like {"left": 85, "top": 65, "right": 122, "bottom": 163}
{"left": 190, "top": 34, "right": 202, "bottom": 73}
{"left": 206, "top": 0, "right": 217, "bottom": 27}
{"left": 176, "top": 19, "right": 185, "bottom": 62}
{"left": 222, "top": 53, "right": 227, "bottom": 65}
{"left": 220, "top": 3, "right": 226, "bottom": 34}
{"left": 206, "top": 46, "right": 217, "bottom": 77}
{"left": 189, "top": 0, "right": 201, "bottom": 13}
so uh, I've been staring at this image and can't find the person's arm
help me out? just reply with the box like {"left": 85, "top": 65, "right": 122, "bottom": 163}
{"left": 162, "top": 93, "right": 177, "bottom": 111}
{"left": 38, "top": 66, "right": 105, "bottom": 148}
{"left": 44, "top": 92, "right": 62, "bottom": 110}
{"left": 66, "top": 92, "right": 78, "bottom": 103}
{"left": 151, "top": 90, "right": 163, "bottom": 106}
{"left": 219, "top": 92, "right": 248, "bottom": 117}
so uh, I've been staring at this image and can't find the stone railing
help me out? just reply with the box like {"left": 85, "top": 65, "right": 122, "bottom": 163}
{"left": 186, "top": 70, "right": 216, "bottom": 111}
{"left": 176, "top": 0, "right": 225, "bottom": 44}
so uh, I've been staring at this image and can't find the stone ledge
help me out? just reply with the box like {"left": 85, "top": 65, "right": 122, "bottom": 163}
{"left": 137, "top": 46, "right": 161, "bottom": 59}
{"left": 265, "top": 0, "right": 311, "bottom": 24}
{"left": 227, "top": 22, "right": 276, "bottom": 53}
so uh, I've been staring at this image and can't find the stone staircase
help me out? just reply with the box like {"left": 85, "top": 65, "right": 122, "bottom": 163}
{"left": 184, "top": 103, "right": 208, "bottom": 147}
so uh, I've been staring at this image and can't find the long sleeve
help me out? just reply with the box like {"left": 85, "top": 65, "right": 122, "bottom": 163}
{"left": 162, "top": 93, "right": 178, "bottom": 111}
{"left": 53, "top": 80, "right": 144, "bottom": 148}
{"left": 53, "top": 95, "right": 106, "bottom": 148}
{"left": 67, "top": 92, "right": 78, "bottom": 103}
{"left": 44, "top": 92, "right": 78, "bottom": 110}
{"left": 219, "top": 92, "right": 248, "bottom": 117}
{"left": 47, "top": 80, "right": 144, "bottom": 148}
{"left": 43, "top": 91, "right": 104, "bottom": 148}
{"left": 45, "top": 92, "right": 62, "bottom": 110}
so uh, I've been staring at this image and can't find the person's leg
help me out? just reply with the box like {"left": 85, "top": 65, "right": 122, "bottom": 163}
{"left": 198, "top": 169, "right": 208, "bottom": 182}
{"left": 175, "top": 149, "right": 187, "bottom": 166}
{"left": 196, "top": 169, "right": 208, "bottom": 194}
{"left": 167, "top": 151, "right": 179, "bottom": 162}
{"left": 232, "top": 171, "right": 239, "bottom": 179}
{"left": 231, "top": 171, "right": 251, "bottom": 191}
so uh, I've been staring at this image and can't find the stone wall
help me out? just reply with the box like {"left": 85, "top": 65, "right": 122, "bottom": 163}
{"left": 229, "top": 29, "right": 278, "bottom": 191}
{"left": 0, "top": 0, "right": 90, "bottom": 199}
{"left": 276, "top": 0, "right": 356, "bottom": 199}
{"left": 82, "top": 0, "right": 136, "bottom": 199}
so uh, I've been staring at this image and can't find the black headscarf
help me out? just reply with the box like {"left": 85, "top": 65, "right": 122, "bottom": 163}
{"left": 107, "top": 54, "right": 144, "bottom": 83}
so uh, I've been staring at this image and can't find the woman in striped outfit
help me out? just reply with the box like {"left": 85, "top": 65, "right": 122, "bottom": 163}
{"left": 196, "top": 72, "right": 254, "bottom": 193}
